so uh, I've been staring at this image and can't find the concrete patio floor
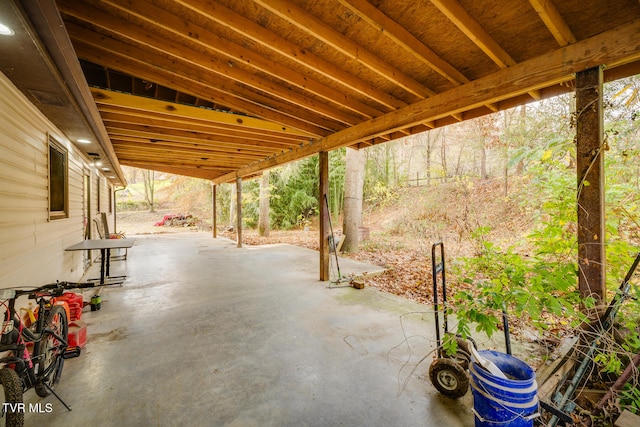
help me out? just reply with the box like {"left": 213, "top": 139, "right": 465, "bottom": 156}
{"left": 25, "top": 233, "right": 477, "bottom": 426}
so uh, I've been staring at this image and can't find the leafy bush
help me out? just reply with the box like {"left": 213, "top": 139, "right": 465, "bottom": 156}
{"left": 451, "top": 84, "right": 640, "bottom": 412}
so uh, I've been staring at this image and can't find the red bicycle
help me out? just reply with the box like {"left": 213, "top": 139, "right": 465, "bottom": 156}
{"left": 0, "top": 281, "right": 95, "bottom": 426}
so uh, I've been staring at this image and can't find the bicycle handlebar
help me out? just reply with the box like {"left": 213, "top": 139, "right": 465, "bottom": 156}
{"left": 3, "top": 281, "right": 97, "bottom": 299}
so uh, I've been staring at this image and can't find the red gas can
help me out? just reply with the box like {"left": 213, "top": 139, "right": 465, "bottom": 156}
{"left": 54, "top": 292, "right": 84, "bottom": 321}
{"left": 68, "top": 320, "right": 87, "bottom": 348}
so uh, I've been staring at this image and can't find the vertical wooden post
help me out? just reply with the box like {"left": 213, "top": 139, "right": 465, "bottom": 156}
{"left": 576, "top": 66, "right": 605, "bottom": 302}
{"left": 211, "top": 182, "right": 217, "bottom": 238}
{"left": 236, "top": 177, "right": 242, "bottom": 248}
{"left": 319, "top": 151, "right": 329, "bottom": 281}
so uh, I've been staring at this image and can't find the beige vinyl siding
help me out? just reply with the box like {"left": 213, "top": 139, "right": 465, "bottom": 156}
{"left": 0, "top": 71, "right": 108, "bottom": 288}
{"left": 94, "top": 175, "right": 116, "bottom": 234}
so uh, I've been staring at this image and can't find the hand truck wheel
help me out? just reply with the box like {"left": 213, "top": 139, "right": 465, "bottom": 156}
{"left": 429, "top": 358, "right": 469, "bottom": 399}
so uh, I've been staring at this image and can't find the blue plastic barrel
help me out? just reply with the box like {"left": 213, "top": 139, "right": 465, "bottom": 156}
{"left": 469, "top": 350, "right": 539, "bottom": 427}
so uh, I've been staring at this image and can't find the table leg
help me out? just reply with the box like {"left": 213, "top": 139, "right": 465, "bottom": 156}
{"left": 106, "top": 248, "right": 111, "bottom": 278}
{"left": 100, "top": 248, "right": 106, "bottom": 285}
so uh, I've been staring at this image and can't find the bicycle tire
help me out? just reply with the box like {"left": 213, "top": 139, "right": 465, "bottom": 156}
{"left": 0, "top": 367, "right": 24, "bottom": 427}
{"left": 33, "top": 305, "right": 68, "bottom": 398}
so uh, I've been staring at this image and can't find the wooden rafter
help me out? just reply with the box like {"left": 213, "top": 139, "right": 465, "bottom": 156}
{"left": 89, "top": 0, "right": 385, "bottom": 121}
{"left": 255, "top": 0, "right": 435, "bottom": 100}
{"left": 430, "top": 0, "right": 515, "bottom": 68}
{"left": 19, "top": 0, "right": 638, "bottom": 183}
{"left": 100, "top": 113, "right": 304, "bottom": 149}
{"left": 62, "top": 22, "right": 352, "bottom": 132}
{"left": 91, "top": 89, "right": 311, "bottom": 137}
{"left": 88, "top": 88, "right": 315, "bottom": 180}
{"left": 106, "top": 130, "right": 292, "bottom": 157}
{"left": 73, "top": 38, "right": 331, "bottom": 137}
{"left": 213, "top": 18, "right": 640, "bottom": 183}
{"left": 528, "top": 0, "right": 577, "bottom": 46}
{"left": 336, "top": 0, "right": 501, "bottom": 114}
{"left": 112, "top": 144, "right": 259, "bottom": 164}
{"left": 430, "top": 0, "right": 542, "bottom": 100}
{"left": 337, "top": 0, "right": 468, "bottom": 86}
{"left": 174, "top": 0, "right": 406, "bottom": 111}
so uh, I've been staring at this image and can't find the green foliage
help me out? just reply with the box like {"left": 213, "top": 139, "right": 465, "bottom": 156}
{"left": 452, "top": 81, "right": 640, "bottom": 404}
{"left": 243, "top": 150, "right": 345, "bottom": 230}
{"left": 365, "top": 181, "right": 399, "bottom": 210}
{"left": 269, "top": 156, "right": 319, "bottom": 229}
{"left": 593, "top": 351, "right": 624, "bottom": 375}
{"left": 620, "top": 383, "right": 640, "bottom": 414}
{"left": 115, "top": 200, "right": 148, "bottom": 212}
{"left": 241, "top": 180, "right": 260, "bottom": 228}
{"left": 363, "top": 143, "right": 404, "bottom": 207}
{"left": 453, "top": 236, "right": 588, "bottom": 340}
{"left": 453, "top": 135, "right": 590, "bottom": 339}
{"left": 216, "top": 184, "right": 232, "bottom": 225}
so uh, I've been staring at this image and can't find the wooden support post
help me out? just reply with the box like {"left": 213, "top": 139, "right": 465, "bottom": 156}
{"left": 319, "top": 151, "right": 329, "bottom": 281}
{"left": 211, "top": 182, "right": 217, "bottom": 238}
{"left": 236, "top": 177, "right": 242, "bottom": 248}
{"left": 576, "top": 66, "right": 605, "bottom": 302}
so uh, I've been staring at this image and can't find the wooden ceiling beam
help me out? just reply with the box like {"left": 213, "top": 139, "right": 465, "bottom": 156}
{"left": 255, "top": 0, "right": 435, "bottom": 101}
{"left": 119, "top": 160, "right": 237, "bottom": 170}
{"left": 112, "top": 143, "right": 261, "bottom": 163}
{"left": 107, "top": 128, "right": 292, "bottom": 155}
{"left": 95, "top": 0, "right": 384, "bottom": 121}
{"left": 528, "top": 0, "right": 577, "bottom": 46}
{"left": 90, "top": 89, "right": 310, "bottom": 137}
{"left": 213, "top": 19, "right": 640, "bottom": 183}
{"left": 338, "top": 0, "right": 504, "bottom": 114}
{"left": 76, "top": 46, "right": 330, "bottom": 137}
{"left": 430, "top": 0, "right": 515, "bottom": 68}
{"left": 100, "top": 114, "right": 303, "bottom": 149}
{"left": 63, "top": 21, "right": 358, "bottom": 130}
{"left": 121, "top": 162, "right": 230, "bottom": 180}
{"left": 337, "top": 0, "right": 468, "bottom": 86}
{"left": 174, "top": 0, "right": 407, "bottom": 111}
{"left": 97, "top": 106, "right": 308, "bottom": 144}
{"left": 119, "top": 158, "right": 236, "bottom": 171}
{"left": 114, "top": 150, "right": 250, "bottom": 166}
{"left": 430, "top": 0, "right": 542, "bottom": 101}
{"left": 109, "top": 134, "right": 281, "bottom": 154}
{"left": 109, "top": 134, "right": 281, "bottom": 157}
{"left": 115, "top": 156, "right": 251, "bottom": 170}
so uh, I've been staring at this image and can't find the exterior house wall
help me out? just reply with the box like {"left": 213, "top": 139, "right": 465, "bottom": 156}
{"left": 0, "top": 71, "right": 111, "bottom": 289}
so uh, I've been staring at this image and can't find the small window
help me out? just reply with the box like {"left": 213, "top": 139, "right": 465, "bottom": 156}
{"left": 49, "top": 137, "right": 68, "bottom": 220}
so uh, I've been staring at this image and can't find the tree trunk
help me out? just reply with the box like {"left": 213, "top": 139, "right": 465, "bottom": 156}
{"left": 503, "top": 110, "right": 510, "bottom": 196}
{"left": 342, "top": 148, "right": 365, "bottom": 253}
{"left": 440, "top": 130, "right": 448, "bottom": 182}
{"left": 480, "top": 144, "right": 487, "bottom": 179}
{"left": 211, "top": 183, "right": 217, "bottom": 238}
{"left": 384, "top": 144, "right": 390, "bottom": 186}
{"left": 425, "top": 132, "right": 432, "bottom": 186}
{"left": 142, "top": 169, "right": 155, "bottom": 212}
{"left": 229, "top": 182, "right": 236, "bottom": 229}
{"left": 258, "top": 170, "right": 270, "bottom": 237}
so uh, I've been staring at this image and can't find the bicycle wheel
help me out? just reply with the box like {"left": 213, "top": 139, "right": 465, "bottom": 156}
{"left": 0, "top": 367, "right": 24, "bottom": 427}
{"left": 33, "top": 305, "right": 68, "bottom": 397}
